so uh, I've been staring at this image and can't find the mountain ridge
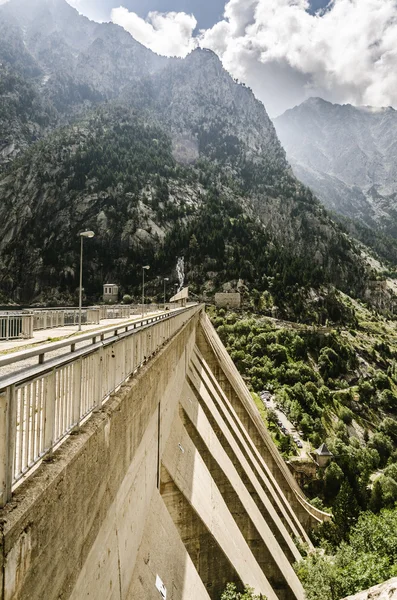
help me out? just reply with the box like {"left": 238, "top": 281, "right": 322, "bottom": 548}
{"left": 274, "top": 97, "right": 397, "bottom": 241}
{"left": 0, "top": 0, "right": 385, "bottom": 318}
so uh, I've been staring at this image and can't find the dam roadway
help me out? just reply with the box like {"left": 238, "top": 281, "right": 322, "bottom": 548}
{"left": 0, "top": 305, "right": 329, "bottom": 600}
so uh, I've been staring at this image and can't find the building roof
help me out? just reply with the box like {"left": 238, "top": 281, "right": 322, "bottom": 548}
{"left": 315, "top": 443, "right": 333, "bottom": 456}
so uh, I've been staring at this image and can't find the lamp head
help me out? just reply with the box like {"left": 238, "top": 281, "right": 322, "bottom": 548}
{"left": 80, "top": 230, "right": 95, "bottom": 238}
{"left": 142, "top": 265, "right": 150, "bottom": 270}
{"left": 164, "top": 277, "right": 169, "bottom": 281}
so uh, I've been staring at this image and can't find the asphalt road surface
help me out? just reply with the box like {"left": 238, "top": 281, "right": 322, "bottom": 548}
{"left": 260, "top": 390, "right": 310, "bottom": 458}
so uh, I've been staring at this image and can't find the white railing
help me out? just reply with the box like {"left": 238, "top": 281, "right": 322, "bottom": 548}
{"left": 33, "top": 308, "right": 100, "bottom": 330}
{"left": 98, "top": 305, "right": 138, "bottom": 320}
{"left": 0, "top": 305, "right": 201, "bottom": 506}
{"left": 0, "top": 309, "right": 101, "bottom": 340}
{"left": 97, "top": 305, "right": 163, "bottom": 320}
{"left": 0, "top": 313, "right": 34, "bottom": 341}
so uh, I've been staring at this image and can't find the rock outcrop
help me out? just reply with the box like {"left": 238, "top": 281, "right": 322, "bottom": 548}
{"left": 342, "top": 578, "right": 397, "bottom": 600}
{"left": 274, "top": 98, "right": 397, "bottom": 239}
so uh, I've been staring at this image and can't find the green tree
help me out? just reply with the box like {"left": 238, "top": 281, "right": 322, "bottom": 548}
{"left": 267, "top": 343, "right": 288, "bottom": 366}
{"left": 384, "top": 463, "right": 397, "bottom": 482}
{"left": 380, "top": 418, "right": 397, "bottom": 443}
{"left": 335, "top": 545, "right": 392, "bottom": 597}
{"left": 220, "top": 583, "right": 265, "bottom": 600}
{"left": 339, "top": 407, "right": 353, "bottom": 425}
{"left": 318, "top": 347, "right": 341, "bottom": 379}
{"left": 372, "top": 476, "right": 397, "bottom": 509}
{"left": 358, "top": 380, "right": 375, "bottom": 404}
{"left": 298, "top": 509, "right": 397, "bottom": 600}
{"left": 295, "top": 552, "right": 341, "bottom": 600}
{"left": 380, "top": 389, "right": 397, "bottom": 411}
{"left": 369, "top": 479, "right": 383, "bottom": 513}
{"left": 368, "top": 432, "right": 393, "bottom": 467}
{"left": 333, "top": 481, "right": 360, "bottom": 542}
{"left": 324, "top": 462, "right": 344, "bottom": 501}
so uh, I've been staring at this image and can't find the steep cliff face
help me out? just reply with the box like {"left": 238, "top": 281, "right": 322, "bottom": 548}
{"left": 0, "top": 0, "right": 166, "bottom": 167}
{"left": 0, "top": 0, "right": 370, "bottom": 308}
{"left": 274, "top": 98, "right": 397, "bottom": 238}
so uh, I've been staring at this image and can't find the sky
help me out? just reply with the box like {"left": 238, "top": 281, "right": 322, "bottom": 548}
{"left": 65, "top": 0, "right": 397, "bottom": 117}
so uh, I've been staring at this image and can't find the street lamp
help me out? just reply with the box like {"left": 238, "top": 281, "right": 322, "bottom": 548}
{"left": 142, "top": 265, "right": 150, "bottom": 317}
{"left": 163, "top": 277, "right": 169, "bottom": 309}
{"left": 78, "top": 230, "right": 95, "bottom": 331}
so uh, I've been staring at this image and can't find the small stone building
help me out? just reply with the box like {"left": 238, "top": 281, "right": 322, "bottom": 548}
{"left": 103, "top": 284, "right": 119, "bottom": 304}
{"left": 314, "top": 443, "right": 333, "bottom": 468}
{"left": 215, "top": 292, "right": 241, "bottom": 309}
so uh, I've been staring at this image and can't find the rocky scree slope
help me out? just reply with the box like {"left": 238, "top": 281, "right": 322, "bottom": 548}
{"left": 0, "top": 0, "right": 369, "bottom": 310}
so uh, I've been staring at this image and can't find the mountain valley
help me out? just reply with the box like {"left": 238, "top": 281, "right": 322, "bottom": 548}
{"left": 2, "top": 2, "right": 397, "bottom": 600}
{"left": 0, "top": 0, "right": 377, "bottom": 316}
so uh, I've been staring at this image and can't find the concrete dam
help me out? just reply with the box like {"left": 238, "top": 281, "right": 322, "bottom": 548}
{"left": 0, "top": 305, "right": 329, "bottom": 600}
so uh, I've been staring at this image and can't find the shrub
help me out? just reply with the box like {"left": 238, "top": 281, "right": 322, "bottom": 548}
{"left": 289, "top": 334, "right": 305, "bottom": 358}
{"left": 220, "top": 583, "right": 265, "bottom": 600}
{"left": 267, "top": 343, "right": 288, "bottom": 366}
{"left": 318, "top": 385, "right": 331, "bottom": 405}
{"left": 324, "top": 462, "right": 344, "bottom": 500}
{"left": 384, "top": 463, "right": 397, "bottom": 482}
{"left": 339, "top": 407, "right": 353, "bottom": 425}
{"left": 358, "top": 381, "right": 375, "bottom": 404}
{"left": 297, "top": 509, "right": 397, "bottom": 600}
{"left": 380, "top": 389, "right": 397, "bottom": 411}
{"left": 318, "top": 347, "right": 342, "bottom": 379}
{"left": 368, "top": 432, "right": 394, "bottom": 467}
{"left": 374, "top": 372, "right": 390, "bottom": 390}
{"left": 380, "top": 418, "right": 397, "bottom": 443}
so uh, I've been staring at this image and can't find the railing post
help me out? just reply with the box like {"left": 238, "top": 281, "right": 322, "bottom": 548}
{"left": 44, "top": 370, "right": 56, "bottom": 456}
{"left": 0, "top": 386, "right": 16, "bottom": 506}
{"left": 94, "top": 348, "right": 104, "bottom": 412}
{"left": 72, "top": 359, "right": 82, "bottom": 430}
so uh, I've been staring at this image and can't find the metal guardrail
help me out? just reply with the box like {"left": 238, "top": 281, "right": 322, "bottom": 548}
{"left": 97, "top": 304, "right": 164, "bottom": 320}
{"left": 0, "top": 309, "right": 101, "bottom": 340}
{"left": 0, "top": 313, "right": 34, "bottom": 341}
{"left": 33, "top": 308, "right": 100, "bottom": 330}
{"left": 98, "top": 305, "right": 137, "bottom": 320}
{"left": 1, "top": 304, "right": 182, "bottom": 340}
{"left": 0, "top": 305, "right": 201, "bottom": 506}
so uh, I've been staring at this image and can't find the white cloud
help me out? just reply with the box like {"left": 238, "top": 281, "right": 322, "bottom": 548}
{"left": 65, "top": 0, "right": 84, "bottom": 10}
{"left": 199, "top": 0, "right": 397, "bottom": 116}
{"left": 111, "top": 7, "right": 198, "bottom": 58}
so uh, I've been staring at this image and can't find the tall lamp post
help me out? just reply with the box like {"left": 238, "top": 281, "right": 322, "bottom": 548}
{"left": 78, "top": 230, "right": 95, "bottom": 331}
{"left": 142, "top": 265, "right": 150, "bottom": 317}
{"left": 163, "top": 277, "right": 169, "bottom": 310}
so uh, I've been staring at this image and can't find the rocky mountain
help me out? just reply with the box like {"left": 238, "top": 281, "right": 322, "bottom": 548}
{"left": 0, "top": 0, "right": 377, "bottom": 315}
{"left": 0, "top": 0, "right": 167, "bottom": 165}
{"left": 274, "top": 98, "right": 397, "bottom": 240}
{"left": 342, "top": 579, "right": 397, "bottom": 600}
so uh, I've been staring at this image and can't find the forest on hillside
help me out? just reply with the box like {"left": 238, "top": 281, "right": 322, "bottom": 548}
{"left": 210, "top": 300, "right": 397, "bottom": 599}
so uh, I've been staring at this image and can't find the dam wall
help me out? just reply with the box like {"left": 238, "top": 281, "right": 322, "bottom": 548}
{"left": 0, "top": 306, "right": 328, "bottom": 600}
